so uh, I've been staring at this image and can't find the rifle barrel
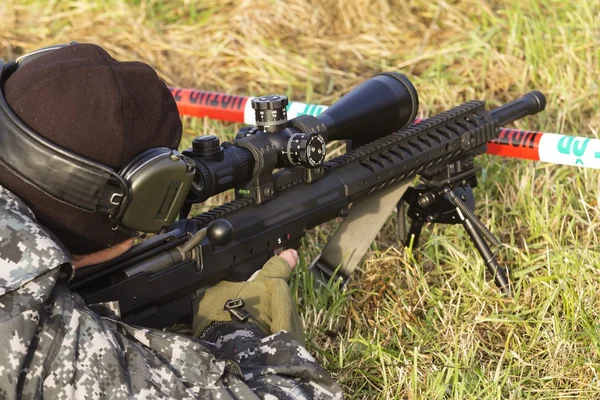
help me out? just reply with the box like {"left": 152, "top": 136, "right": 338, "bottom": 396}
{"left": 489, "top": 91, "right": 546, "bottom": 126}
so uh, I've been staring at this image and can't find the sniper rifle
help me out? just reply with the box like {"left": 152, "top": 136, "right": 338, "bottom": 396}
{"left": 69, "top": 72, "right": 546, "bottom": 329}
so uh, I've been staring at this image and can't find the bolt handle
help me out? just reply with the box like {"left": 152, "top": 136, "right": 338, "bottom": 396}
{"left": 207, "top": 219, "right": 234, "bottom": 246}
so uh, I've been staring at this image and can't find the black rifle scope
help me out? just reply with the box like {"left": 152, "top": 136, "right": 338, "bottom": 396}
{"left": 181, "top": 72, "right": 419, "bottom": 204}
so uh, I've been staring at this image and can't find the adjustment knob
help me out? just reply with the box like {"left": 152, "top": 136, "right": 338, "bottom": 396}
{"left": 192, "top": 135, "right": 221, "bottom": 155}
{"left": 251, "top": 95, "right": 288, "bottom": 133}
{"left": 285, "top": 133, "right": 327, "bottom": 167}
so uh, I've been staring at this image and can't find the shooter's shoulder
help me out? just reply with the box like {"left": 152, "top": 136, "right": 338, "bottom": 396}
{"left": 0, "top": 185, "right": 69, "bottom": 294}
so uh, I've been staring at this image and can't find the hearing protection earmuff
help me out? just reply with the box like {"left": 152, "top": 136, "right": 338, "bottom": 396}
{"left": 0, "top": 44, "right": 195, "bottom": 234}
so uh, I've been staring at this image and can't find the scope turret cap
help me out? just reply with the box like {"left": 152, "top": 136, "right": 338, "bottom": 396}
{"left": 0, "top": 43, "right": 182, "bottom": 255}
{"left": 251, "top": 95, "right": 288, "bottom": 110}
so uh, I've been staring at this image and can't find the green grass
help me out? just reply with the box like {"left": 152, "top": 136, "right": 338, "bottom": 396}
{"left": 1, "top": 0, "right": 599, "bottom": 397}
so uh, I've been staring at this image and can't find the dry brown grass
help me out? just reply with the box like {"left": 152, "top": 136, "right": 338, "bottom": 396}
{"left": 2, "top": 0, "right": 600, "bottom": 398}
{"left": 3, "top": 0, "right": 594, "bottom": 120}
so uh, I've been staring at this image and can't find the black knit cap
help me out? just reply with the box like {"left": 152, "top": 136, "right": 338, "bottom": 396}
{"left": 0, "top": 43, "right": 182, "bottom": 254}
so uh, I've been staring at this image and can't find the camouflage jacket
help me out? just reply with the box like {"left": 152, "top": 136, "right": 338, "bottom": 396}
{"left": 0, "top": 186, "right": 343, "bottom": 399}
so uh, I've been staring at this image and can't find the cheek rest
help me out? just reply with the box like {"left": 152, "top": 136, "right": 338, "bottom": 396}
{"left": 119, "top": 150, "right": 195, "bottom": 233}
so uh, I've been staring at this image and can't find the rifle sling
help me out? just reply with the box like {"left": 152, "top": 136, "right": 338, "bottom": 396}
{"left": 310, "top": 179, "right": 411, "bottom": 287}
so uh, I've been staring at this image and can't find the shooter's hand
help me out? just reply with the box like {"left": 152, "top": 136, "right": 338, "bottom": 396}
{"left": 193, "top": 249, "right": 305, "bottom": 345}
{"left": 278, "top": 248, "right": 299, "bottom": 269}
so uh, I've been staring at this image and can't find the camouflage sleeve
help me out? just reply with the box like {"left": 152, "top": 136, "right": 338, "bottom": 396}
{"left": 202, "top": 321, "right": 344, "bottom": 399}
{"left": 0, "top": 187, "right": 70, "bottom": 296}
{"left": 0, "top": 187, "right": 70, "bottom": 400}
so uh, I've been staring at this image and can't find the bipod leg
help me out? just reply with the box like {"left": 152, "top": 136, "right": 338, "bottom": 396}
{"left": 406, "top": 220, "right": 424, "bottom": 249}
{"left": 396, "top": 196, "right": 424, "bottom": 249}
{"left": 457, "top": 207, "right": 511, "bottom": 296}
{"left": 396, "top": 201, "right": 408, "bottom": 244}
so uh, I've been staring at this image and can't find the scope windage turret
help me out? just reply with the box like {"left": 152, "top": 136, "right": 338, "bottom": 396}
{"left": 316, "top": 72, "right": 419, "bottom": 142}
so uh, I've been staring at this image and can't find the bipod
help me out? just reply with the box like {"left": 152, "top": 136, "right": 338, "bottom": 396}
{"left": 397, "top": 160, "right": 512, "bottom": 296}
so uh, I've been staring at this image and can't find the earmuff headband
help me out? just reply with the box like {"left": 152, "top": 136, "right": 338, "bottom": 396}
{"left": 0, "top": 59, "right": 129, "bottom": 215}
